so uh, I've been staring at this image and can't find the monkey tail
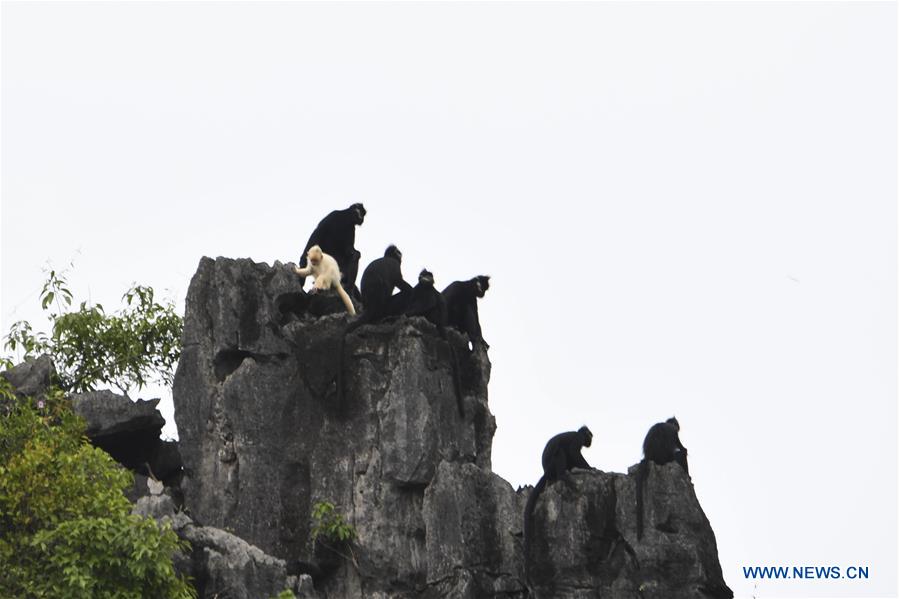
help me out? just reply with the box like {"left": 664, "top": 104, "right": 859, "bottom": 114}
{"left": 335, "top": 284, "right": 356, "bottom": 316}
{"left": 337, "top": 317, "right": 366, "bottom": 406}
{"left": 523, "top": 475, "right": 547, "bottom": 588}
{"left": 676, "top": 448, "right": 689, "bottom": 476}
{"left": 636, "top": 459, "right": 649, "bottom": 541}
{"left": 447, "top": 333, "right": 465, "bottom": 418}
{"left": 336, "top": 330, "right": 346, "bottom": 408}
{"left": 436, "top": 326, "right": 465, "bottom": 418}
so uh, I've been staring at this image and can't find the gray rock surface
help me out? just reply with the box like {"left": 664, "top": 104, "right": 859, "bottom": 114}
{"left": 1, "top": 354, "right": 56, "bottom": 405}
{"left": 173, "top": 257, "right": 502, "bottom": 597}
{"left": 525, "top": 465, "right": 732, "bottom": 599}
{"left": 70, "top": 390, "right": 165, "bottom": 438}
{"left": 69, "top": 390, "right": 176, "bottom": 477}
{"left": 125, "top": 472, "right": 151, "bottom": 503}
{"left": 171, "top": 256, "right": 732, "bottom": 599}
{"left": 423, "top": 462, "right": 526, "bottom": 597}
{"left": 133, "top": 495, "right": 318, "bottom": 599}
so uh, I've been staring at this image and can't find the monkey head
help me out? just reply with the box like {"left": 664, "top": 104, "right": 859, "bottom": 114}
{"left": 578, "top": 426, "right": 593, "bottom": 447}
{"left": 307, "top": 245, "right": 323, "bottom": 265}
{"left": 666, "top": 417, "right": 680, "bottom": 431}
{"left": 475, "top": 275, "right": 490, "bottom": 297}
{"left": 418, "top": 269, "right": 434, "bottom": 286}
{"left": 385, "top": 245, "right": 403, "bottom": 263}
{"left": 350, "top": 203, "right": 367, "bottom": 225}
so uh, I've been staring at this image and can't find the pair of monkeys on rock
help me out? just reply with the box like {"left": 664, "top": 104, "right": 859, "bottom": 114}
{"left": 523, "top": 418, "right": 689, "bottom": 581}
{"left": 294, "top": 203, "right": 490, "bottom": 349}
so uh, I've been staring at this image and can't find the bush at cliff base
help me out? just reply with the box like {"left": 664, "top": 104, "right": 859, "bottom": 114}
{"left": 0, "top": 384, "right": 196, "bottom": 598}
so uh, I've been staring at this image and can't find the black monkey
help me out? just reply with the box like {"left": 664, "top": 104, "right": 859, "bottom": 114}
{"left": 299, "top": 203, "right": 366, "bottom": 294}
{"left": 405, "top": 269, "right": 464, "bottom": 417}
{"left": 358, "top": 245, "right": 413, "bottom": 322}
{"left": 636, "top": 417, "right": 688, "bottom": 540}
{"left": 337, "top": 246, "right": 413, "bottom": 403}
{"left": 523, "top": 426, "right": 593, "bottom": 584}
{"left": 405, "top": 269, "right": 446, "bottom": 327}
{"left": 442, "top": 275, "right": 490, "bottom": 350}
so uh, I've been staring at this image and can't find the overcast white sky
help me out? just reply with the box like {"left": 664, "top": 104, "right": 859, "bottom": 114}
{"left": 1, "top": 2, "right": 896, "bottom": 597}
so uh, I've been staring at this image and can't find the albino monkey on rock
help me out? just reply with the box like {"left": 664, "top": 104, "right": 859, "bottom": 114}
{"left": 294, "top": 245, "right": 356, "bottom": 315}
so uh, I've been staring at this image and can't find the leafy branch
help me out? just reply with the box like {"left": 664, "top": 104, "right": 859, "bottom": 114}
{"left": 3, "top": 266, "right": 182, "bottom": 395}
{"left": 311, "top": 501, "right": 357, "bottom": 544}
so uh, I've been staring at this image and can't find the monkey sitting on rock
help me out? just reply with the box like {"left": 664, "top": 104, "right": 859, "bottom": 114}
{"left": 442, "top": 275, "right": 490, "bottom": 350}
{"left": 405, "top": 269, "right": 446, "bottom": 328}
{"left": 337, "top": 245, "right": 413, "bottom": 403}
{"left": 405, "top": 269, "right": 464, "bottom": 417}
{"left": 358, "top": 245, "right": 413, "bottom": 323}
{"left": 636, "top": 417, "right": 689, "bottom": 540}
{"left": 523, "top": 426, "right": 594, "bottom": 584}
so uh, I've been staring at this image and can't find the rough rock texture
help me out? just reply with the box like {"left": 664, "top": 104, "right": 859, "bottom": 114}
{"left": 133, "top": 494, "right": 318, "bottom": 599}
{"left": 423, "top": 462, "right": 526, "bottom": 598}
{"left": 0, "top": 354, "right": 56, "bottom": 408}
{"left": 173, "top": 257, "right": 505, "bottom": 597}
{"left": 524, "top": 465, "right": 732, "bottom": 599}
{"left": 2, "top": 356, "right": 184, "bottom": 486}
{"left": 70, "top": 391, "right": 165, "bottom": 438}
{"left": 125, "top": 473, "right": 152, "bottom": 503}
{"left": 172, "top": 256, "right": 732, "bottom": 599}
{"left": 69, "top": 390, "right": 183, "bottom": 484}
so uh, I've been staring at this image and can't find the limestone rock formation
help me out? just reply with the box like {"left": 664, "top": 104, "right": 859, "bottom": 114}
{"left": 133, "top": 494, "right": 318, "bottom": 599}
{"left": 423, "top": 461, "right": 526, "bottom": 597}
{"left": 70, "top": 390, "right": 183, "bottom": 485}
{"left": 524, "top": 465, "right": 732, "bottom": 599}
{"left": 2, "top": 256, "right": 733, "bottom": 598}
{"left": 70, "top": 390, "right": 165, "bottom": 438}
{"left": 171, "top": 256, "right": 733, "bottom": 599}
{"left": 173, "top": 257, "right": 504, "bottom": 597}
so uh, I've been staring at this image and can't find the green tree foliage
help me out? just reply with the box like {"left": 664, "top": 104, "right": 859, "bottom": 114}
{"left": 0, "top": 387, "right": 196, "bottom": 598}
{"left": 3, "top": 267, "right": 182, "bottom": 394}
{"left": 1, "top": 266, "right": 191, "bottom": 596}
{"left": 310, "top": 501, "right": 360, "bottom": 573}
{"left": 310, "top": 501, "right": 357, "bottom": 544}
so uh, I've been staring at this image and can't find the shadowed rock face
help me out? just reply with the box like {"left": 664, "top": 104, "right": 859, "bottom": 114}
{"left": 524, "top": 465, "right": 732, "bottom": 599}
{"left": 70, "top": 390, "right": 183, "bottom": 485}
{"left": 2, "top": 358, "right": 183, "bottom": 488}
{"left": 173, "top": 257, "right": 502, "bottom": 597}
{"left": 70, "top": 392, "right": 164, "bottom": 472}
{"left": 172, "top": 256, "right": 732, "bottom": 599}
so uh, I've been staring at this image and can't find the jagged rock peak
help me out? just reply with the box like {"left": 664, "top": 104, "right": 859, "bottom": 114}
{"left": 2, "top": 259, "right": 733, "bottom": 599}
{"left": 173, "top": 256, "right": 502, "bottom": 597}
{"left": 524, "top": 464, "right": 732, "bottom": 599}
{"left": 168, "top": 256, "right": 732, "bottom": 598}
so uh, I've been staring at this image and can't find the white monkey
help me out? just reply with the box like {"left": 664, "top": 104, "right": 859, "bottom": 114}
{"left": 294, "top": 245, "right": 356, "bottom": 315}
